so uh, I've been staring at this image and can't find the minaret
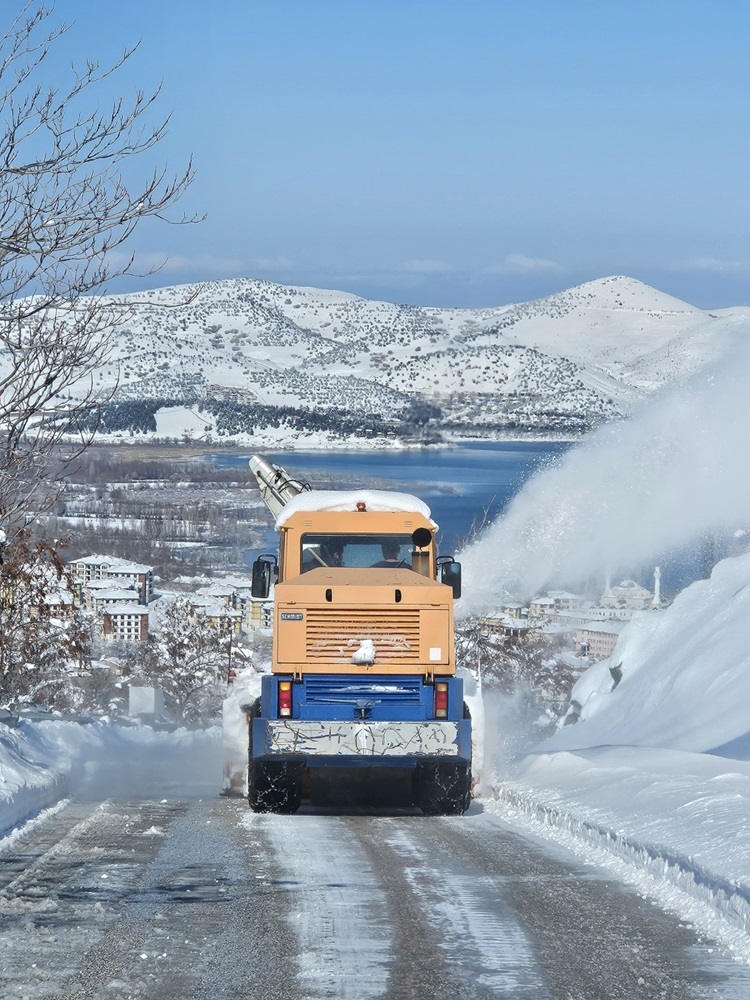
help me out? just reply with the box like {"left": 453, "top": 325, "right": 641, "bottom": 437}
{"left": 652, "top": 566, "right": 661, "bottom": 608}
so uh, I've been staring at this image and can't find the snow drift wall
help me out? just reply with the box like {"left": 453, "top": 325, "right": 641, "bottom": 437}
{"left": 540, "top": 551, "right": 750, "bottom": 754}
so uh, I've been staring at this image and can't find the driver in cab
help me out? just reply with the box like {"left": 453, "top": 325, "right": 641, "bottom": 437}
{"left": 371, "top": 539, "right": 405, "bottom": 568}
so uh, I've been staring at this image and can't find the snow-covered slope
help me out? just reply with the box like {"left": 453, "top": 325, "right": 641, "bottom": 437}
{"left": 66, "top": 274, "right": 743, "bottom": 441}
{"left": 540, "top": 551, "right": 750, "bottom": 755}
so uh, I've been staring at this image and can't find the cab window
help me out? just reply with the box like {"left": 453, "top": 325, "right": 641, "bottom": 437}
{"left": 300, "top": 534, "right": 413, "bottom": 573}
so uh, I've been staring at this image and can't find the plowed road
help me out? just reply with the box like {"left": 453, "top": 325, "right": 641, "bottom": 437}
{"left": 1, "top": 797, "right": 749, "bottom": 1000}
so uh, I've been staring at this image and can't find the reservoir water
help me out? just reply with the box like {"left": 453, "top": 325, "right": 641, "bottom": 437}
{"left": 212, "top": 441, "right": 716, "bottom": 595}
{"left": 211, "top": 441, "right": 570, "bottom": 554}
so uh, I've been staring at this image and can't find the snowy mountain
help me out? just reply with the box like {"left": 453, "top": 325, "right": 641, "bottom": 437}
{"left": 81, "top": 274, "right": 747, "bottom": 444}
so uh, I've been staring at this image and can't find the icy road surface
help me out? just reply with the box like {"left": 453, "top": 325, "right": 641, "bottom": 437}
{"left": 2, "top": 800, "right": 750, "bottom": 999}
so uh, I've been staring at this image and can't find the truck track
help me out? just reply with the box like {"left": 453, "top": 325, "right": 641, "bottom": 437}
{"left": 2, "top": 798, "right": 750, "bottom": 999}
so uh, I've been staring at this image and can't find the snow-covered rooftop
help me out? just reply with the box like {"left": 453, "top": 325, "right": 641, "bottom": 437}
{"left": 575, "top": 620, "right": 629, "bottom": 635}
{"left": 103, "top": 604, "right": 149, "bottom": 615}
{"left": 106, "top": 562, "right": 152, "bottom": 574}
{"left": 92, "top": 589, "right": 141, "bottom": 601}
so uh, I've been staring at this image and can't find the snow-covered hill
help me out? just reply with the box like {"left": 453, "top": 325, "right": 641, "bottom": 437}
{"left": 79, "top": 274, "right": 748, "bottom": 444}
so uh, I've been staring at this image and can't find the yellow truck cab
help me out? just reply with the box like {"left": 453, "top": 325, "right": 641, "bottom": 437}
{"left": 272, "top": 495, "right": 456, "bottom": 678}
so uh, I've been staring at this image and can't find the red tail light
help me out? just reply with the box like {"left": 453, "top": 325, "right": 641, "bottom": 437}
{"left": 435, "top": 682, "right": 448, "bottom": 718}
{"left": 279, "top": 681, "right": 292, "bottom": 717}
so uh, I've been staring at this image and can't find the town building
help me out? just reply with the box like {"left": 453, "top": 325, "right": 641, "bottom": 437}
{"left": 548, "top": 606, "right": 635, "bottom": 628}
{"left": 70, "top": 556, "right": 154, "bottom": 605}
{"left": 193, "top": 601, "right": 243, "bottom": 635}
{"left": 479, "top": 611, "right": 531, "bottom": 641}
{"left": 600, "top": 579, "right": 654, "bottom": 610}
{"left": 101, "top": 562, "right": 154, "bottom": 604}
{"left": 528, "top": 596, "right": 555, "bottom": 618}
{"left": 195, "top": 584, "right": 236, "bottom": 607}
{"left": 88, "top": 588, "right": 143, "bottom": 614}
{"left": 69, "top": 554, "right": 116, "bottom": 586}
{"left": 233, "top": 587, "right": 273, "bottom": 630}
{"left": 574, "top": 621, "right": 629, "bottom": 661}
{"left": 101, "top": 604, "right": 149, "bottom": 642}
{"left": 547, "top": 590, "right": 587, "bottom": 611}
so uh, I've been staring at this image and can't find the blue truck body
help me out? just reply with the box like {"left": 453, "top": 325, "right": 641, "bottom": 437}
{"left": 248, "top": 671, "right": 472, "bottom": 812}
{"left": 252, "top": 672, "right": 471, "bottom": 765}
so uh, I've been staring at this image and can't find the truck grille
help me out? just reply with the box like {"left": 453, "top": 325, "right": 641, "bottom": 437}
{"left": 305, "top": 608, "right": 421, "bottom": 663}
{"left": 304, "top": 675, "right": 424, "bottom": 704}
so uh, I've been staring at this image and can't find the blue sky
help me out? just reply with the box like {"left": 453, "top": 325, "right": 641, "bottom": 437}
{"left": 41, "top": 1, "right": 750, "bottom": 307}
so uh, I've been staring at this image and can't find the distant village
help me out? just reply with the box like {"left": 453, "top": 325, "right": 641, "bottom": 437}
{"left": 66, "top": 554, "right": 272, "bottom": 644}
{"left": 480, "top": 571, "right": 664, "bottom": 661}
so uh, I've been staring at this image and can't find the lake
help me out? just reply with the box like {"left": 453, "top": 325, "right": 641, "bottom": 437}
{"left": 210, "top": 441, "right": 571, "bottom": 554}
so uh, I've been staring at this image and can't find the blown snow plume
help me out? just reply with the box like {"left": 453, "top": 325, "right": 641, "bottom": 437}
{"left": 458, "top": 331, "right": 750, "bottom": 613}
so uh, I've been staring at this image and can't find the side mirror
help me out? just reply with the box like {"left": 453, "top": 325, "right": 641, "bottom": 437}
{"left": 438, "top": 558, "right": 462, "bottom": 599}
{"left": 411, "top": 526, "right": 433, "bottom": 578}
{"left": 251, "top": 554, "right": 277, "bottom": 599}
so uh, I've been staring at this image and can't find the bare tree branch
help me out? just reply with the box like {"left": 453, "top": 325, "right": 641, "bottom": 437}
{"left": 0, "top": 3, "right": 201, "bottom": 520}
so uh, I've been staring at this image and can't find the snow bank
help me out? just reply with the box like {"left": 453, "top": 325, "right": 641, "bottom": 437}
{"left": 0, "top": 719, "right": 222, "bottom": 841}
{"left": 491, "top": 748, "right": 750, "bottom": 964}
{"left": 541, "top": 551, "right": 750, "bottom": 754}
{"left": 0, "top": 721, "right": 89, "bottom": 838}
{"left": 481, "top": 551, "right": 750, "bottom": 963}
{"left": 222, "top": 667, "right": 264, "bottom": 793}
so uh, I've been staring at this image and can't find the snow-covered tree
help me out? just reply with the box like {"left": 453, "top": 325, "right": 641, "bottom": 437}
{"left": 125, "top": 597, "right": 227, "bottom": 724}
{"left": 0, "top": 529, "right": 92, "bottom": 708}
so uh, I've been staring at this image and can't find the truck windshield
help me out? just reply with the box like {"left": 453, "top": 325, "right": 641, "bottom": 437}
{"left": 300, "top": 534, "right": 413, "bottom": 572}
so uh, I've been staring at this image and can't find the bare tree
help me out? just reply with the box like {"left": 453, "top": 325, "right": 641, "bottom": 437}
{"left": 0, "top": 3, "right": 198, "bottom": 520}
{"left": 456, "top": 616, "right": 583, "bottom": 724}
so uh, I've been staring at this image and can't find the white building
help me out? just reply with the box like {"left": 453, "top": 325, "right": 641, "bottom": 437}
{"left": 70, "top": 555, "right": 154, "bottom": 605}
{"left": 103, "top": 562, "right": 154, "bottom": 604}
{"left": 101, "top": 604, "right": 149, "bottom": 642}
{"left": 547, "top": 590, "right": 587, "bottom": 611}
{"left": 600, "top": 579, "right": 654, "bottom": 610}
{"left": 69, "top": 554, "right": 116, "bottom": 585}
{"left": 528, "top": 596, "right": 555, "bottom": 618}
{"left": 89, "top": 587, "right": 142, "bottom": 613}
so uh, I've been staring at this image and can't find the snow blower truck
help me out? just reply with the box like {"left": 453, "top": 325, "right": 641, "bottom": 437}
{"left": 246, "top": 453, "right": 471, "bottom": 814}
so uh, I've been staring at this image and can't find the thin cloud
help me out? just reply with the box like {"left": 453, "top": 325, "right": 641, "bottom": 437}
{"left": 488, "top": 253, "right": 563, "bottom": 276}
{"left": 401, "top": 258, "right": 452, "bottom": 275}
{"left": 251, "top": 255, "right": 295, "bottom": 272}
{"left": 105, "top": 250, "right": 247, "bottom": 276}
{"left": 683, "top": 257, "right": 750, "bottom": 275}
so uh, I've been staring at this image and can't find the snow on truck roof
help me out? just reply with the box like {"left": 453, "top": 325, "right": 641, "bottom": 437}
{"left": 275, "top": 489, "right": 436, "bottom": 529}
